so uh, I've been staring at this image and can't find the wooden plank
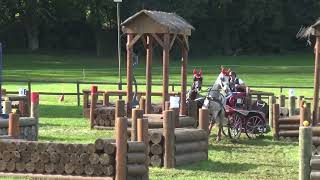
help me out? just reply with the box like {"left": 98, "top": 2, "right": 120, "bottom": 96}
{"left": 151, "top": 34, "right": 164, "bottom": 48}
{"left": 128, "top": 34, "right": 142, "bottom": 48}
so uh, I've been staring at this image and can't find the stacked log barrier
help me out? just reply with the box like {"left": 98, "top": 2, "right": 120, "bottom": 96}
{"left": 2, "top": 94, "right": 30, "bottom": 117}
{"left": 148, "top": 129, "right": 164, "bottom": 167}
{"left": 90, "top": 86, "right": 98, "bottom": 129}
{"left": 0, "top": 122, "right": 148, "bottom": 179}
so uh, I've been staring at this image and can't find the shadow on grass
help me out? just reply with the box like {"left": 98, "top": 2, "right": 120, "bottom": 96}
{"left": 40, "top": 104, "right": 83, "bottom": 118}
{"left": 39, "top": 135, "right": 86, "bottom": 142}
{"left": 176, "top": 160, "right": 256, "bottom": 173}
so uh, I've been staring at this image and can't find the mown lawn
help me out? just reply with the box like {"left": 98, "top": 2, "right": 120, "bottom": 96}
{"left": 1, "top": 51, "right": 312, "bottom": 179}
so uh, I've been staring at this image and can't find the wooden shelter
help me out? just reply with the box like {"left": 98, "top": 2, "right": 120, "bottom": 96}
{"left": 121, "top": 10, "right": 195, "bottom": 117}
{"left": 298, "top": 18, "right": 320, "bottom": 124}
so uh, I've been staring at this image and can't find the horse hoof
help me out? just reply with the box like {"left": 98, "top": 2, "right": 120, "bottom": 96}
{"left": 216, "top": 137, "right": 221, "bottom": 142}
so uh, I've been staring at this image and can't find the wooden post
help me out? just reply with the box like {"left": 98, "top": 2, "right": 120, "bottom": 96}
{"left": 188, "top": 100, "right": 198, "bottom": 123}
{"left": 76, "top": 81, "right": 80, "bottom": 107}
{"left": 103, "top": 92, "right": 110, "bottom": 106}
{"left": 131, "top": 109, "right": 144, "bottom": 141}
{"left": 162, "top": 34, "right": 170, "bottom": 112}
{"left": 3, "top": 99, "right": 12, "bottom": 114}
{"left": 115, "top": 117, "right": 128, "bottom": 180}
{"left": 127, "top": 34, "right": 134, "bottom": 118}
{"left": 26, "top": 90, "right": 30, "bottom": 116}
{"left": 180, "top": 45, "right": 188, "bottom": 115}
{"left": 246, "top": 87, "right": 252, "bottom": 110}
{"left": 289, "top": 96, "right": 296, "bottom": 116}
{"left": 31, "top": 92, "right": 39, "bottom": 141}
{"left": 163, "top": 110, "right": 175, "bottom": 168}
{"left": 313, "top": 36, "right": 320, "bottom": 125}
{"left": 83, "top": 91, "right": 89, "bottom": 109}
{"left": 170, "top": 107, "right": 179, "bottom": 128}
{"left": 279, "top": 95, "right": 285, "bottom": 107}
{"left": 8, "top": 112, "right": 20, "bottom": 138}
{"left": 165, "top": 101, "right": 170, "bottom": 111}
{"left": 139, "top": 98, "right": 146, "bottom": 113}
{"left": 300, "top": 100, "right": 306, "bottom": 126}
{"left": 137, "top": 117, "right": 149, "bottom": 179}
{"left": 272, "top": 104, "right": 280, "bottom": 140}
{"left": 268, "top": 96, "right": 276, "bottom": 129}
{"left": 90, "top": 86, "right": 98, "bottom": 129}
{"left": 199, "top": 108, "right": 209, "bottom": 134}
{"left": 146, "top": 35, "right": 153, "bottom": 114}
{"left": 299, "top": 126, "right": 312, "bottom": 180}
{"left": 306, "top": 103, "right": 312, "bottom": 123}
{"left": 116, "top": 100, "right": 126, "bottom": 118}
{"left": 18, "top": 99, "right": 26, "bottom": 117}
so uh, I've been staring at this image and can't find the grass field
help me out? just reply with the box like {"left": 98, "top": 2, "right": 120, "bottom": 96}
{"left": 1, "top": 51, "right": 314, "bottom": 179}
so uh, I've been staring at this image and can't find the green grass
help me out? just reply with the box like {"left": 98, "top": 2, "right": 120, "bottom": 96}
{"left": 1, "top": 51, "right": 312, "bottom": 179}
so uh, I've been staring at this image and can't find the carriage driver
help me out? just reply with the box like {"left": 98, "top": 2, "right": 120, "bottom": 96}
{"left": 229, "top": 71, "right": 246, "bottom": 92}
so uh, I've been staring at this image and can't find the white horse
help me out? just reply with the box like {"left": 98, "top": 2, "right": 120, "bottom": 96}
{"left": 202, "top": 72, "right": 230, "bottom": 141}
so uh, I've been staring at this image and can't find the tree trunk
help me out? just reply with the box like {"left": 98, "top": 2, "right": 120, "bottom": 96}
{"left": 95, "top": 29, "right": 103, "bottom": 57}
{"left": 26, "top": 25, "right": 39, "bottom": 51}
{"left": 24, "top": 0, "right": 39, "bottom": 51}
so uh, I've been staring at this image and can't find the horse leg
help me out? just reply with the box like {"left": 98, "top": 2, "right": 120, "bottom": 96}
{"left": 216, "top": 126, "right": 222, "bottom": 142}
{"left": 208, "top": 122, "right": 214, "bottom": 135}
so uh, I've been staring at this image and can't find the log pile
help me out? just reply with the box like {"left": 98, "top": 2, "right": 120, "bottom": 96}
{"left": 148, "top": 130, "right": 163, "bottom": 167}
{"left": 277, "top": 115, "right": 300, "bottom": 139}
{"left": 127, "top": 142, "right": 148, "bottom": 179}
{"left": 93, "top": 107, "right": 116, "bottom": 127}
{"left": 0, "top": 139, "right": 116, "bottom": 177}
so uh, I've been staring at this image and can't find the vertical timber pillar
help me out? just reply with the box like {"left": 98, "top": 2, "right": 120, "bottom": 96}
{"left": 116, "top": 117, "right": 128, "bottom": 180}
{"left": 313, "top": 36, "right": 320, "bottom": 125}
{"left": 31, "top": 92, "right": 39, "bottom": 140}
{"left": 273, "top": 104, "right": 280, "bottom": 140}
{"left": 162, "top": 34, "right": 170, "bottom": 111}
{"left": 269, "top": 95, "right": 276, "bottom": 129}
{"left": 116, "top": 100, "right": 126, "bottom": 118}
{"left": 131, "top": 108, "right": 143, "bottom": 141}
{"left": 299, "top": 126, "right": 312, "bottom": 180}
{"left": 163, "top": 110, "right": 175, "bottom": 168}
{"left": 289, "top": 96, "right": 296, "bottom": 117}
{"left": 300, "top": 100, "right": 306, "bottom": 126}
{"left": 137, "top": 117, "right": 149, "bottom": 179}
{"left": 8, "top": 112, "right": 20, "bottom": 138}
{"left": 279, "top": 95, "right": 286, "bottom": 107}
{"left": 180, "top": 43, "right": 188, "bottom": 115}
{"left": 146, "top": 35, "right": 153, "bottom": 114}
{"left": 127, "top": 34, "right": 134, "bottom": 118}
{"left": 90, "top": 86, "right": 98, "bottom": 129}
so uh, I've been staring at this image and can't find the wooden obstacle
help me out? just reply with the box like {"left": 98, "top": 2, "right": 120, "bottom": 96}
{"left": 0, "top": 92, "right": 39, "bottom": 141}
{"left": 0, "top": 105, "right": 148, "bottom": 180}
{"left": 2, "top": 91, "right": 31, "bottom": 117}
{"left": 272, "top": 100, "right": 311, "bottom": 140}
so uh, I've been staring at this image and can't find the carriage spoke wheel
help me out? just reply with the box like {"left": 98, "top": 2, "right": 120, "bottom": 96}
{"left": 222, "top": 124, "right": 229, "bottom": 137}
{"left": 228, "top": 112, "right": 242, "bottom": 139}
{"left": 245, "top": 115, "right": 265, "bottom": 139}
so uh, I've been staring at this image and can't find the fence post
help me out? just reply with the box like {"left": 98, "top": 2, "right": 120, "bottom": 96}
{"left": 163, "top": 110, "right": 175, "bottom": 168}
{"left": 171, "top": 84, "right": 175, "bottom": 92}
{"left": 31, "top": 92, "right": 39, "bottom": 141}
{"left": 76, "top": 81, "right": 80, "bottom": 107}
{"left": 279, "top": 95, "right": 286, "bottom": 107}
{"left": 90, "top": 86, "right": 98, "bottom": 129}
{"left": 8, "top": 112, "right": 20, "bottom": 138}
{"left": 273, "top": 104, "right": 280, "bottom": 140}
{"left": 131, "top": 108, "right": 144, "bottom": 141}
{"left": 299, "top": 126, "right": 312, "bottom": 180}
{"left": 139, "top": 98, "right": 146, "bottom": 113}
{"left": 115, "top": 116, "right": 127, "bottom": 180}
{"left": 269, "top": 96, "right": 276, "bottom": 129}
{"left": 289, "top": 96, "right": 296, "bottom": 116}
{"left": 116, "top": 100, "right": 126, "bottom": 118}
{"left": 300, "top": 100, "right": 306, "bottom": 126}
{"left": 118, "top": 82, "right": 122, "bottom": 100}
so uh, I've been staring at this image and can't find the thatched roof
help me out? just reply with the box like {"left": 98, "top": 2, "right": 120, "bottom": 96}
{"left": 297, "top": 18, "right": 320, "bottom": 38}
{"left": 121, "top": 10, "right": 195, "bottom": 35}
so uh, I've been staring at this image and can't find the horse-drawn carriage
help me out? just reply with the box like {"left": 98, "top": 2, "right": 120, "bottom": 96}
{"left": 188, "top": 68, "right": 268, "bottom": 141}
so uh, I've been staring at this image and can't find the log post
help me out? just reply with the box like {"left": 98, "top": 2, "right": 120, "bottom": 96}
{"left": 313, "top": 36, "right": 320, "bottom": 125}
{"left": 18, "top": 99, "right": 26, "bottom": 117}
{"left": 3, "top": 99, "right": 12, "bottom": 114}
{"left": 131, "top": 109, "right": 144, "bottom": 141}
{"left": 299, "top": 96, "right": 305, "bottom": 107}
{"left": 306, "top": 103, "right": 312, "bottom": 123}
{"left": 83, "top": 91, "right": 89, "bottom": 108}
{"left": 299, "top": 126, "right": 312, "bottom": 180}
{"left": 170, "top": 107, "right": 180, "bottom": 128}
{"left": 289, "top": 96, "right": 296, "bottom": 117}
{"left": 300, "top": 100, "right": 306, "bottom": 126}
{"left": 116, "top": 117, "right": 128, "bottom": 180}
{"left": 162, "top": 34, "right": 170, "bottom": 112}
{"left": 199, "top": 108, "right": 209, "bottom": 134}
{"left": 90, "top": 86, "right": 98, "bottom": 129}
{"left": 8, "top": 112, "right": 20, "bottom": 138}
{"left": 272, "top": 104, "right": 280, "bottom": 140}
{"left": 146, "top": 35, "right": 153, "bottom": 114}
{"left": 139, "top": 98, "right": 146, "bottom": 113}
{"left": 31, "top": 92, "right": 39, "bottom": 141}
{"left": 163, "top": 110, "right": 175, "bottom": 168}
{"left": 26, "top": 90, "right": 30, "bottom": 116}
{"left": 268, "top": 96, "right": 276, "bottom": 129}
{"left": 116, "top": 100, "right": 126, "bottom": 118}
{"left": 127, "top": 34, "right": 134, "bottom": 118}
{"left": 180, "top": 44, "right": 188, "bottom": 115}
{"left": 103, "top": 92, "right": 110, "bottom": 106}
{"left": 188, "top": 100, "right": 198, "bottom": 123}
{"left": 279, "top": 95, "right": 286, "bottom": 107}
{"left": 137, "top": 117, "right": 149, "bottom": 179}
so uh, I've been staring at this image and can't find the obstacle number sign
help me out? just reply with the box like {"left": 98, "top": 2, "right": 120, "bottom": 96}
{"left": 19, "top": 88, "right": 27, "bottom": 96}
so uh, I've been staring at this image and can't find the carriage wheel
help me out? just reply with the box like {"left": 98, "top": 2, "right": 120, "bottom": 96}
{"left": 228, "top": 112, "right": 242, "bottom": 139}
{"left": 245, "top": 114, "right": 265, "bottom": 139}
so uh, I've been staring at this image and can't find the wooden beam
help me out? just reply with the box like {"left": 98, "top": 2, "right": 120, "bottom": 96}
{"left": 127, "top": 34, "right": 134, "bottom": 117}
{"left": 146, "top": 35, "right": 153, "bottom": 114}
{"left": 313, "top": 36, "right": 320, "bottom": 125}
{"left": 128, "top": 34, "right": 142, "bottom": 48}
{"left": 162, "top": 34, "right": 170, "bottom": 111}
{"left": 151, "top": 34, "right": 164, "bottom": 48}
{"left": 141, "top": 35, "right": 147, "bottom": 50}
{"left": 183, "top": 35, "right": 189, "bottom": 50}
{"left": 170, "top": 34, "right": 177, "bottom": 50}
{"left": 180, "top": 46, "right": 188, "bottom": 115}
